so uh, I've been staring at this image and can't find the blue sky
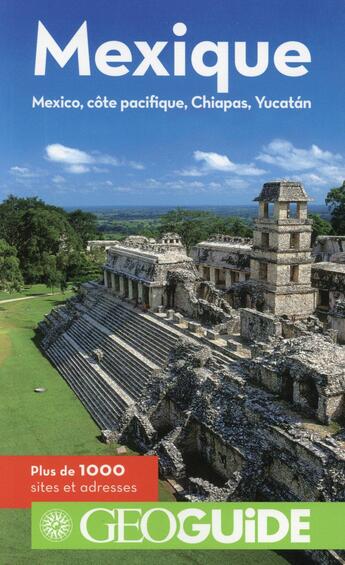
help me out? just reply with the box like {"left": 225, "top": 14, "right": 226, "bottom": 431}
{"left": 0, "top": 0, "right": 345, "bottom": 206}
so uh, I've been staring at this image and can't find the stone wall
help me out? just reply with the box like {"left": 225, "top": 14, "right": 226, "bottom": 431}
{"left": 312, "top": 236, "right": 345, "bottom": 262}
{"left": 248, "top": 334, "right": 345, "bottom": 424}
{"left": 328, "top": 299, "right": 345, "bottom": 344}
{"left": 312, "top": 263, "right": 345, "bottom": 294}
{"left": 240, "top": 308, "right": 282, "bottom": 341}
{"left": 119, "top": 339, "right": 345, "bottom": 513}
{"left": 264, "top": 288, "right": 316, "bottom": 317}
{"left": 166, "top": 271, "right": 236, "bottom": 326}
{"left": 191, "top": 237, "right": 252, "bottom": 288}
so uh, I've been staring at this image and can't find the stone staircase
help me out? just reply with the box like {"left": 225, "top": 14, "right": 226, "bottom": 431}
{"left": 46, "top": 335, "right": 131, "bottom": 430}
{"left": 87, "top": 294, "right": 178, "bottom": 366}
{"left": 66, "top": 315, "right": 155, "bottom": 401}
{"left": 44, "top": 293, "right": 181, "bottom": 430}
{"left": 44, "top": 292, "right": 235, "bottom": 431}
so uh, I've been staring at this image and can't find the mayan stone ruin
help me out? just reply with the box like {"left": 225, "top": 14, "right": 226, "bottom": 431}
{"left": 40, "top": 181, "right": 345, "bottom": 564}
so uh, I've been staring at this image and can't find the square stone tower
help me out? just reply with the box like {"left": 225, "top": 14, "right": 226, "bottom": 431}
{"left": 251, "top": 181, "right": 316, "bottom": 317}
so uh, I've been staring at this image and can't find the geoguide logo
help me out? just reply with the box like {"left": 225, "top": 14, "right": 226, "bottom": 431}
{"left": 39, "top": 509, "right": 73, "bottom": 542}
{"left": 31, "top": 502, "right": 345, "bottom": 550}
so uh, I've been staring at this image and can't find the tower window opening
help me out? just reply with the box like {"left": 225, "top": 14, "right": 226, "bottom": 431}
{"left": 261, "top": 232, "right": 270, "bottom": 248}
{"left": 259, "top": 262, "right": 268, "bottom": 281}
{"left": 263, "top": 202, "right": 274, "bottom": 218}
{"left": 290, "top": 233, "right": 300, "bottom": 249}
{"left": 318, "top": 290, "right": 330, "bottom": 309}
{"left": 290, "top": 265, "right": 299, "bottom": 283}
{"left": 287, "top": 202, "right": 298, "bottom": 218}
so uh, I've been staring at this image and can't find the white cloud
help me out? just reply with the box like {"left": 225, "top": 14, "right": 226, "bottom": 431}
{"left": 91, "top": 166, "right": 110, "bottom": 173}
{"left": 257, "top": 139, "right": 341, "bottom": 170}
{"left": 194, "top": 150, "right": 265, "bottom": 176}
{"left": 45, "top": 143, "right": 144, "bottom": 174}
{"left": 127, "top": 161, "right": 145, "bottom": 170}
{"left": 46, "top": 144, "right": 93, "bottom": 167}
{"left": 256, "top": 139, "right": 345, "bottom": 186}
{"left": 52, "top": 175, "right": 66, "bottom": 184}
{"left": 67, "top": 164, "right": 91, "bottom": 174}
{"left": 10, "top": 166, "right": 42, "bottom": 179}
{"left": 177, "top": 167, "right": 206, "bottom": 177}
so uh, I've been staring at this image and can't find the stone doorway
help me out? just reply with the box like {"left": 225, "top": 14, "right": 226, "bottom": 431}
{"left": 123, "top": 277, "right": 129, "bottom": 298}
{"left": 143, "top": 285, "right": 150, "bottom": 308}
{"left": 281, "top": 369, "right": 294, "bottom": 402}
{"left": 299, "top": 378, "right": 319, "bottom": 410}
{"left": 132, "top": 280, "right": 139, "bottom": 302}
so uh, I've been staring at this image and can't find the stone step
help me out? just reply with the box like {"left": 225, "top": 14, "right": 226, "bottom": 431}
{"left": 67, "top": 318, "right": 151, "bottom": 400}
{"left": 88, "top": 308, "right": 170, "bottom": 366}
{"left": 96, "top": 295, "right": 178, "bottom": 347}
{"left": 46, "top": 342, "right": 119, "bottom": 429}
{"left": 63, "top": 334, "right": 133, "bottom": 407}
{"left": 80, "top": 315, "right": 156, "bottom": 374}
{"left": 90, "top": 306, "right": 173, "bottom": 354}
{"left": 46, "top": 336, "right": 130, "bottom": 429}
{"left": 49, "top": 344, "right": 125, "bottom": 429}
{"left": 50, "top": 338, "right": 128, "bottom": 418}
{"left": 89, "top": 300, "right": 176, "bottom": 365}
{"left": 69, "top": 316, "right": 153, "bottom": 381}
{"left": 83, "top": 313, "right": 159, "bottom": 371}
{"left": 95, "top": 296, "right": 236, "bottom": 369}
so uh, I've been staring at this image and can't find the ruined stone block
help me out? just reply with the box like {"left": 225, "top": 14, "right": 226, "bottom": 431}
{"left": 240, "top": 308, "right": 282, "bottom": 342}
{"left": 227, "top": 339, "right": 240, "bottom": 352}
{"left": 206, "top": 329, "right": 220, "bottom": 340}
{"left": 173, "top": 312, "right": 184, "bottom": 323}
{"left": 188, "top": 321, "right": 202, "bottom": 334}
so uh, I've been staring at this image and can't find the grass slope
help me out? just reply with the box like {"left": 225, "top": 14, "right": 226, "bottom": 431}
{"left": 0, "top": 283, "right": 59, "bottom": 302}
{"left": 0, "top": 292, "right": 286, "bottom": 564}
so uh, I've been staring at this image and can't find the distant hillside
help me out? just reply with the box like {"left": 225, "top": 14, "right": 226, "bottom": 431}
{"left": 65, "top": 204, "right": 330, "bottom": 222}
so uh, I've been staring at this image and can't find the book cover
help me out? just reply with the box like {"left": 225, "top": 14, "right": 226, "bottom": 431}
{"left": 0, "top": 1, "right": 344, "bottom": 563}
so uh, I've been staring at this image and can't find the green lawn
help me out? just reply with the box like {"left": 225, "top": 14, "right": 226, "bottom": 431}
{"left": 0, "top": 283, "right": 72, "bottom": 302}
{"left": 0, "top": 291, "right": 286, "bottom": 564}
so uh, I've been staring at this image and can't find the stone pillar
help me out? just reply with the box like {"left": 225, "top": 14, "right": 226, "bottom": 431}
{"left": 128, "top": 279, "right": 134, "bottom": 300}
{"left": 103, "top": 270, "right": 108, "bottom": 288}
{"left": 137, "top": 282, "right": 144, "bottom": 304}
{"left": 239, "top": 271, "right": 246, "bottom": 282}
{"left": 149, "top": 287, "right": 163, "bottom": 311}
{"left": 119, "top": 276, "right": 125, "bottom": 296}
{"left": 225, "top": 270, "right": 231, "bottom": 288}
{"left": 210, "top": 267, "right": 216, "bottom": 284}
{"left": 115, "top": 274, "right": 120, "bottom": 293}
{"left": 259, "top": 201, "right": 268, "bottom": 218}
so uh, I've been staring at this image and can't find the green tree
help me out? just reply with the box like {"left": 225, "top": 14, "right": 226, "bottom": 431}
{"left": 0, "top": 196, "right": 98, "bottom": 284}
{"left": 0, "top": 239, "right": 24, "bottom": 293}
{"left": 70, "top": 252, "right": 103, "bottom": 290}
{"left": 68, "top": 209, "right": 98, "bottom": 247}
{"left": 0, "top": 196, "right": 67, "bottom": 248}
{"left": 19, "top": 207, "right": 81, "bottom": 283}
{"left": 42, "top": 253, "right": 63, "bottom": 294}
{"left": 159, "top": 208, "right": 252, "bottom": 251}
{"left": 60, "top": 278, "right": 68, "bottom": 294}
{"left": 309, "top": 214, "right": 333, "bottom": 244}
{"left": 325, "top": 181, "right": 345, "bottom": 234}
{"left": 219, "top": 216, "right": 253, "bottom": 238}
